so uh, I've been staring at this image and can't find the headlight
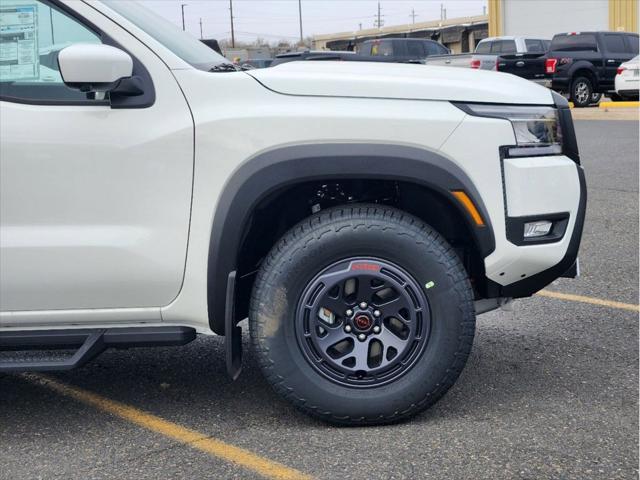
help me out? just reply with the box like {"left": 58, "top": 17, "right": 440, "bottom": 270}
{"left": 455, "top": 103, "right": 563, "bottom": 157}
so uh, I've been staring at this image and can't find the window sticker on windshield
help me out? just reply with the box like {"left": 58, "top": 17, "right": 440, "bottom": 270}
{"left": 0, "top": 4, "right": 39, "bottom": 81}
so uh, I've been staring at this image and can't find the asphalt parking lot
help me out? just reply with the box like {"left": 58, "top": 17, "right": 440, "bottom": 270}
{"left": 1, "top": 116, "right": 638, "bottom": 480}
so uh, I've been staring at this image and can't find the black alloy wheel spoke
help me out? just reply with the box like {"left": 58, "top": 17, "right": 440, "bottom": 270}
{"left": 296, "top": 257, "right": 431, "bottom": 387}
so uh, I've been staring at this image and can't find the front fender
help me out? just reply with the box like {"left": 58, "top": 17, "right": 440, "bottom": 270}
{"left": 207, "top": 143, "right": 495, "bottom": 334}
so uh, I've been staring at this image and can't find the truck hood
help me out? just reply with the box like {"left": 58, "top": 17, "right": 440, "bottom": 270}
{"left": 247, "top": 61, "right": 554, "bottom": 105}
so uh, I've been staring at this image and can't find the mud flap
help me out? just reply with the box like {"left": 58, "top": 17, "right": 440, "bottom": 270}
{"left": 225, "top": 270, "right": 243, "bottom": 380}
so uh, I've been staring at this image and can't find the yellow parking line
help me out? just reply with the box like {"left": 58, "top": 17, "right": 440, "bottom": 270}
{"left": 599, "top": 101, "right": 640, "bottom": 109}
{"left": 24, "top": 374, "right": 313, "bottom": 480}
{"left": 537, "top": 289, "right": 640, "bottom": 312}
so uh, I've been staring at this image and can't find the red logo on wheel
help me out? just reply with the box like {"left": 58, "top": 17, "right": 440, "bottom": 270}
{"left": 355, "top": 315, "right": 372, "bottom": 330}
{"left": 351, "top": 263, "right": 381, "bottom": 272}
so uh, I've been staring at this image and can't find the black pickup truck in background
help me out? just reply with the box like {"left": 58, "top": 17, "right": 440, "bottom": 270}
{"left": 545, "top": 31, "right": 639, "bottom": 107}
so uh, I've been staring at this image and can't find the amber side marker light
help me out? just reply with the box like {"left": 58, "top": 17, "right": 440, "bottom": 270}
{"left": 452, "top": 191, "right": 485, "bottom": 227}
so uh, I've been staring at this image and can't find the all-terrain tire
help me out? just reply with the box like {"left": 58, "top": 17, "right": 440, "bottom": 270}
{"left": 249, "top": 204, "right": 476, "bottom": 425}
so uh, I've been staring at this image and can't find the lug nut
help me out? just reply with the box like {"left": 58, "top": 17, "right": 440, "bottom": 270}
{"left": 345, "top": 309, "right": 353, "bottom": 317}
{"left": 345, "top": 325, "right": 352, "bottom": 333}
{"left": 359, "top": 302, "right": 368, "bottom": 309}
{"left": 373, "top": 326, "right": 381, "bottom": 333}
{"left": 373, "top": 310, "right": 381, "bottom": 317}
{"left": 357, "top": 333, "right": 366, "bottom": 341}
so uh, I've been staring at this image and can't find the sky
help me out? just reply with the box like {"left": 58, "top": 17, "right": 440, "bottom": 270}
{"left": 139, "top": 0, "right": 488, "bottom": 43}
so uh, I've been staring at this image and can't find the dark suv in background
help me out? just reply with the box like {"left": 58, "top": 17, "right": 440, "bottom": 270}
{"left": 357, "top": 38, "right": 450, "bottom": 62}
{"left": 545, "top": 31, "right": 639, "bottom": 107}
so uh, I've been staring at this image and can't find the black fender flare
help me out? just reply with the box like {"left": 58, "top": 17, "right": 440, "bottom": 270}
{"left": 567, "top": 61, "right": 600, "bottom": 88}
{"left": 207, "top": 143, "right": 495, "bottom": 334}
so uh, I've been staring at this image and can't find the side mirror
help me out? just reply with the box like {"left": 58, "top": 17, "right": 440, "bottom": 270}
{"left": 58, "top": 44, "right": 133, "bottom": 93}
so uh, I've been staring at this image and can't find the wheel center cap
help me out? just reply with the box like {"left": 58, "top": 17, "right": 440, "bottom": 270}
{"left": 354, "top": 314, "right": 372, "bottom": 330}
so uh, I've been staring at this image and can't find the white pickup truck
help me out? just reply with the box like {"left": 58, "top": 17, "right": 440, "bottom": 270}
{"left": 0, "top": 0, "right": 586, "bottom": 425}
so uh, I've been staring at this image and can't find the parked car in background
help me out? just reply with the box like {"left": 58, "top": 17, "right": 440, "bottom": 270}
{"left": 357, "top": 38, "right": 450, "bottom": 62}
{"left": 545, "top": 31, "right": 639, "bottom": 107}
{"left": 425, "top": 36, "right": 550, "bottom": 85}
{"left": 614, "top": 55, "right": 639, "bottom": 100}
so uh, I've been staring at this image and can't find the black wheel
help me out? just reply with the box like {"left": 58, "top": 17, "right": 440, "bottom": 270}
{"left": 570, "top": 76, "right": 594, "bottom": 108}
{"left": 249, "top": 205, "right": 475, "bottom": 425}
{"left": 589, "top": 92, "right": 602, "bottom": 105}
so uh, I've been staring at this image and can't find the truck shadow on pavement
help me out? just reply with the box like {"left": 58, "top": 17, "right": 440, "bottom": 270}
{"left": 3, "top": 308, "right": 632, "bottom": 431}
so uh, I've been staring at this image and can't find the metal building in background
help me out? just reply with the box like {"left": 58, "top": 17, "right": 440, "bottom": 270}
{"left": 488, "top": 0, "right": 638, "bottom": 38}
{"left": 312, "top": 15, "right": 488, "bottom": 53}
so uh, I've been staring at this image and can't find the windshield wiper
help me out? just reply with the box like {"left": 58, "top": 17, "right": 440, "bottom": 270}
{"left": 209, "top": 63, "right": 239, "bottom": 72}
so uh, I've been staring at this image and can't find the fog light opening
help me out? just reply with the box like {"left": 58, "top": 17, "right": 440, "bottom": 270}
{"left": 524, "top": 220, "right": 553, "bottom": 238}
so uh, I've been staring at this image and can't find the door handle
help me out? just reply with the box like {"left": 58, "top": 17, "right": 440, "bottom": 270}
{"left": 607, "top": 59, "right": 616, "bottom": 63}
{"left": 516, "top": 61, "right": 525, "bottom": 67}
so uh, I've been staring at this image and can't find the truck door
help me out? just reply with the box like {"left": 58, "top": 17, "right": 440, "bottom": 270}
{"left": 0, "top": 1, "right": 194, "bottom": 315}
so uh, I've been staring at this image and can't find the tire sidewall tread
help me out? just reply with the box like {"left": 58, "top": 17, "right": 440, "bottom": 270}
{"left": 249, "top": 204, "right": 476, "bottom": 425}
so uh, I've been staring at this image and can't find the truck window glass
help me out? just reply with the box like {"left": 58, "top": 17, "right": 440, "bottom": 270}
{"left": 407, "top": 41, "right": 424, "bottom": 58}
{"left": 501, "top": 40, "right": 517, "bottom": 54}
{"left": 625, "top": 35, "right": 639, "bottom": 54}
{"left": 604, "top": 34, "right": 627, "bottom": 53}
{"left": 525, "top": 39, "right": 544, "bottom": 53}
{"left": 551, "top": 34, "right": 598, "bottom": 52}
{"left": 371, "top": 41, "right": 393, "bottom": 56}
{"left": 358, "top": 43, "right": 371, "bottom": 55}
{"left": 425, "top": 41, "right": 447, "bottom": 55}
{"left": 475, "top": 41, "right": 491, "bottom": 54}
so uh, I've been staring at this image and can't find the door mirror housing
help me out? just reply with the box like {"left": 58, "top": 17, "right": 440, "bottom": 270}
{"left": 58, "top": 44, "right": 133, "bottom": 93}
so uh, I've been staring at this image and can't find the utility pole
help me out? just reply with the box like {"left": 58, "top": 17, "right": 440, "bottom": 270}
{"left": 374, "top": 2, "right": 384, "bottom": 29}
{"left": 229, "top": 0, "right": 235, "bottom": 48}
{"left": 199, "top": 18, "right": 203, "bottom": 39}
{"left": 409, "top": 8, "right": 418, "bottom": 24}
{"left": 298, "top": 0, "right": 303, "bottom": 45}
{"left": 181, "top": 3, "right": 187, "bottom": 31}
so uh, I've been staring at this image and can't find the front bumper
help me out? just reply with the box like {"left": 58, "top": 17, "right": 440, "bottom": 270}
{"left": 500, "top": 165, "right": 586, "bottom": 297}
{"left": 441, "top": 94, "right": 585, "bottom": 299}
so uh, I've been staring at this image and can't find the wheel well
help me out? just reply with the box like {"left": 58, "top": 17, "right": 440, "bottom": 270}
{"left": 233, "top": 179, "right": 489, "bottom": 322}
{"left": 572, "top": 68, "right": 598, "bottom": 89}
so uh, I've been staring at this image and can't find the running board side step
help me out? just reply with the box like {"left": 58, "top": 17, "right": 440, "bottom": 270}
{"left": 0, "top": 326, "right": 196, "bottom": 373}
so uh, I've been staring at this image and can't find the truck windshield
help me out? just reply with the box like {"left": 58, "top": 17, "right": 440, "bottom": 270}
{"left": 551, "top": 34, "right": 598, "bottom": 52}
{"left": 101, "top": 0, "right": 228, "bottom": 70}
